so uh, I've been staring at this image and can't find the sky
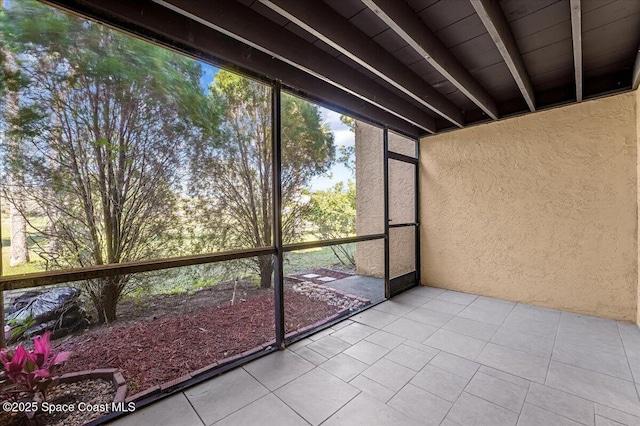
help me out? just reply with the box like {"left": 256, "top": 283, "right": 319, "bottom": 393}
{"left": 200, "top": 63, "right": 355, "bottom": 192}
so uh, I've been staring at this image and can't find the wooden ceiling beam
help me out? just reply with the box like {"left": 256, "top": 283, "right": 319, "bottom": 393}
{"left": 570, "top": 0, "right": 583, "bottom": 102}
{"left": 470, "top": 0, "right": 536, "bottom": 111}
{"left": 258, "top": 0, "right": 465, "bottom": 128}
{"left": 153, "top": 0, "right": 437, "bottom": 133}
{"left": 362, "top": 0, "right": 498, "bottom": 120}
{"left": 632, "top": 47, "right": 640, "bottom": 90}
{"left": 44, "top": 0, "right": 425, "bottom": 136}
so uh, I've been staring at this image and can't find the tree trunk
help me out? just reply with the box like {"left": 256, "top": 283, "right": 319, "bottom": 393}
{"left": 2, "top": 20, "right": 29, "bottom": 267}
{"left": 8, "top": 196, "right": 28, "bottom": 266}
{"left": 94, "top": 277, "right": 121, "bottom": 324}
{"left": 258, "top": 255, "right": 273, "bottom": 289}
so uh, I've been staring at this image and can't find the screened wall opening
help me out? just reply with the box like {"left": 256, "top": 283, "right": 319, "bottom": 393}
{"left": 0, "top": 1, "right": 417, "bottom": 424}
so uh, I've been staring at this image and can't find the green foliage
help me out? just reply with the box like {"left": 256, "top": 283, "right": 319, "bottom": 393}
{"left": 307, "top": 181, "right": 356, "bottom": 266}
{"left": 0, "top": 0, "right": 220, "bottom": 322}
{"left": 339, "top": 115, "right": 355, "bottom": 132}
{"left": 190, "top": 72, "right": 335, "bottom": 287}
{"left": 7, "top": 313, "right": 35, "bottom": 344}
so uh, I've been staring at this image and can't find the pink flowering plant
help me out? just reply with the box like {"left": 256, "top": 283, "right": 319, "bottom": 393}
{"left": 0, "top": 331, "right": 71, "bottom": 403}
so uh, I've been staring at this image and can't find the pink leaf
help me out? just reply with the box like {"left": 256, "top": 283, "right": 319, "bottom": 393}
{"left": 34, "top": 369, "right": 50, "bottom": 379}
{"left": 50, "top": 351, "right": 71, "bottom": 366}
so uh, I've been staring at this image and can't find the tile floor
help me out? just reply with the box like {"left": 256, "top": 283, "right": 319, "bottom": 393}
{"left": 109, "top": 286, "right": 640, "bottom": 426}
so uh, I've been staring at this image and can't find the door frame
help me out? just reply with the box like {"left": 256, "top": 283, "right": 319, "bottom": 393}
{"left": 384, "top": 128, "right": 420, "bottom": 298}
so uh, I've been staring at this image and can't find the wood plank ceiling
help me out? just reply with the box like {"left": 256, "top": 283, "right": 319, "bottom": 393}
{"left": 50, "top": 0, "right": 640, "bottom": 137}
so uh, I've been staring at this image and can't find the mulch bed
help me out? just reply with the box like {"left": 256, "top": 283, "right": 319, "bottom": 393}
{"left": 53, "top": 289, "right": 340, "bottom": 396}
{"left": 0, "top": 379, "right": 115, "bottom": 426}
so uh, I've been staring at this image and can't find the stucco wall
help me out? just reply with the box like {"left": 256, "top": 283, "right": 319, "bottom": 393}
{"left": 420, "top": 92, "right": 638, "bottom": 321}
{"left": 355, "top": 122, "right": 384, "bottom": 278}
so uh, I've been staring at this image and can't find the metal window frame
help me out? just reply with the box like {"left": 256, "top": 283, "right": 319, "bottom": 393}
{"left": 0, "top": 1, "right": 419, "bottom": 423}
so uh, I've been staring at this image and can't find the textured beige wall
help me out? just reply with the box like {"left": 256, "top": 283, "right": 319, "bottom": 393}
{"left": 637, "top": 89, "right": 640, "bottom": 326}
{"left": 355, "top": 122, "right": 384, "bottom": 278}
{"left": 420, "top": 92, "right": 638, "bottom": 321}
{"left": 355, "top": 122, "right": 416, "bottom": 278}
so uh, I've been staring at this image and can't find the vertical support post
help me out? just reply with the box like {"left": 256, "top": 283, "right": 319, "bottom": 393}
{"left": 383, "top": 128, "right": 390, "bottom": 300}
{"left": 271, "top": 80, "right": 285, "bottom": 349}
{"left": 0, "top": 195, "right": 4, "bottom": 348}
{"left": 414, "top": 138, "right": 421, "bottom": 287}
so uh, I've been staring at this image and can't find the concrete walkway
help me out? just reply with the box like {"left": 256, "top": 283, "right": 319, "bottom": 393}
{"left": 321, "top": 275, "right": 385, "bottom": 304}
{"left": 109, "top": 286, "right": 640, "bottom": 426}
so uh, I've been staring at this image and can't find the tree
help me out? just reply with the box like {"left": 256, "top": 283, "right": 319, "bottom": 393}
{"left": 190, "top": 72, "right": 334, "bottom": 288}
{"left": 0, "top": 0, "right": 217, "bottom": 323}
{"left": 307, "top": 181, "right": 356, "bottom": 266}
{"left": 0, "top": 0, "right": 29, "bottom": 267}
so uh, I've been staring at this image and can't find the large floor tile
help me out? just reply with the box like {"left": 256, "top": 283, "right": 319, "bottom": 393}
{"left": 457, "top": 305, "right": 511, "bottom": 326}
{"left": 404, "top": 307, "right": 454, "bottom": 327}
{"left": 429, "top": 351, "right": 480, "bottom": 380}
{"left": 320, "top": 353, "right": 368, "bottom": 382}
{"left": 407, "top": 286, "right": 446, "bottom": 298}
{"left": 343, "top": 340, "right": 390, "bottom": 365}
{"left": 560, "top": 313, "right": 620, "bottom": 336}
{"left": 477, "top": 366, "right": 530, "bottom": 388}
{"left": 287, "top": 338, "right": 312, "bottom": 352}
{"left": 423, "top": 329, "right": 487, "bottom": 360}
{"left": 442, "top": 316, "right": 498, "bottom": 341}
{"left": 382, "top": 317, "right": 438, "bottom": 342}
{"left": 628, "top": 358, "right": 640, "bottom": 383}
{"left": 185, "top": 368, "right": 269, "bottom": 425}
{"left": 293, "top": 346, "right": 328, "bottom": 365}
{"left": 308, "top": 327, "right": 336, "bottom": 341}
{"left": 546, "top": 361, "right": 640, "bottom": 417}
{"left": 491, "top": 328, "right": 554, "bottom": 358}
{"left": 436, "top": 290, "right": 478, "bottom": 306}
{"left": 552, "top": 341, "right": 632, "bottom": 381}
{"left": 388, "top": 383, "right": 452, "bottom": 425}
{"left": 422, "top": 298, "right": 467, "bottom": 315}
{"left": 213, "top": 394, "right": 307, "bottom": 426}
{"left": 385, "top": 343, "right": 438, "bottom": 371}
{"left": 511, "top": 304, "right": 561, "bottom": 324}
{"left": 351, "top": 308, "right": 399, "bottom": 329}
{"left": 306, "top": 335, "right": 351, "bottom": 358}
{"left": 349, "top": 374, "right": 395, "bottom": 403}
{"left": 323, "top": 392, "right": 421, "bottom": 426}
{"left": 330, "top": 322, "right": 377, "bottom": 345}
{"left": 365, "top": 330, "right": 405, "bottom": 349}
{"left": 112, "top": 393, "right": 203, "bottom": 426}
{"left": 274, "top": 368, "right": 358, "bottom": 426}
{"left": 372, "top": 300, "right": 416, "bottom": 316}
{"left": 410, "top": 364, "right": 469, "bottom": 402}
{"left": 393, "top": 291, "right": 433, "bottom": 307}
{"left": 361, "top": 358, "right": 417, "bottom": 392}
{"left": 595, "top": 403, "right": 640, "bottom": 426}
{"left": 465, "top": 372, "right": 527, "bottom": 413}
{"left": 618, "top": 323, "right": 640, "bottom": 360}
{"left": 517, "top": 403, "right": 583, "bottom": 426}
{"left": 476, "top": 343, "right": 549, "bottom": 383}
{"left": 446, "top": 392, "right": 518, "bottom": 426}
{"left": 501, "top": 314, "right": 559, "bottom": 339}
{"left": 243, "top": 350, "right": 314, "bottom": 391}
{"left": 468, "top": 296, "right": 515, "bottom": 314}
{"left": 556, "top": 327, "right": 626, "bottom": 357}
{"left": 595, "top": 415, "right": 627, "bottom": 425}
{"left": 526, "top": 382, "right": 594, "bottom": 426}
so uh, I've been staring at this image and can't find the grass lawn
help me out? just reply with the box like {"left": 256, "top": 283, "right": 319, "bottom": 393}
{"left": 284, "top": 243, "right": 354, "bottom": 275}
{"left": 1, "top": 214, "right": 47, "bottom": 276}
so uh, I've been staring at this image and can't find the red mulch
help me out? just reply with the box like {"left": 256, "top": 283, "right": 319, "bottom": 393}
{"left": 53, "top": 290, "right": 339, "bottom": 396}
